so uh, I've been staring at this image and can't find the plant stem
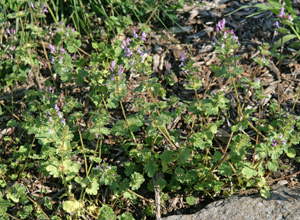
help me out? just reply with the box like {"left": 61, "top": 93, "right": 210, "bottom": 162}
{"left": 27, "top": 196, "right": 51, "bottom": 220}
{"left": 120, "top": 101, "right": 139, "bottom": 148}
{"left": 292, "top": 84, "right": 300, "bottom": 112}
{"left": 77, "top": 120, "right": 89, "bottom": 175}
{"left": 241, "top": 65, "right": 260, "bottom": 111}
{"left": 231, "top": 76, "right": 243, "bottom": 118}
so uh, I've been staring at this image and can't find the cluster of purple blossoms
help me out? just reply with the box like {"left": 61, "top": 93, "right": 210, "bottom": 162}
{"left": 7, "top": 27, "right": 17, "bottom": 46}
{"left": 95, "top": 160, "right": 115, "bottom": 176}
{"left": 276, "top": 6, "right": 293, "bottom": 26}
{"left": 30, "top": 2, "right": 48, "bottom": 13}
{"left": 46, "top": 103, "right": 66, "bottom": 133}
{"left": 271, "top": 134, "right": 287, "bottom": 147}
{"left": 179, "top": 52, "right": 185, "bottom": 67}
{"left": 119, "top": 30, "right": 146, "bottom": 71}
{"left": 215, "top": 18, "right": 239, "bottom": 44}
{"left": 65, "top": 24, "right": 75, "bottom": 37}
{"left": 40, "top": 86, "right": 54, "bottom": 101}
{"left": 49, "top": 44, "right": 66, "bottom": 64}
{"left": 108, "top": 60, "right": 124, "bottom": 82}
{"left": 121, "top": 30, "right": 146, "bottom": 57}
{"left": 56, "top": 23, "right": 75, "bottom": 35}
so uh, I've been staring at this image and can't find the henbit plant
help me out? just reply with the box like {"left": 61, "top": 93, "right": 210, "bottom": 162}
{"left": 1, "top": 2, "right": 300, "bottom": 220}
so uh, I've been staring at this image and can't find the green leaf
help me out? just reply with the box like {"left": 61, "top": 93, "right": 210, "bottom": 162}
{"left": 285, "top": 147, "right": 296, "bottom": 158}
{"left": 186, "top": 196, "right": 195, "bottom": 205}
{"left": 260, "top": 187, "right": 270, "bottom": 199}
{"left": 117, "top": 213, "right": 134, "bottom": 220}
{"left": 63, "top": 200, "right": 82, "bottom": 213}
{"left": 145, "top": 161, "right": 159, "bottom": 178}
{"left": 0, "top": 197, "right": 13, "bottom": 212}
{"left": 191, "top": 132, "right": 208, "bottom": 149}
{"left": 18, "top": 205, "right": 33, "bottom": 219}
{"left": 129, "top": 172, "right": 145, "bottom": 190}
{"left": 218, "top": 162, "right": 233, "bottom": 176}
{"left": 212, "top": 151, "right": 222, "bottom": 163}
{"left": 112, "top": 120, "right": 128, "bottom": 136}
{"left": 98, "top": 206, "right": 116, "bottom": 220}
{"left": 160, "top": 151, "right": 176, "bottom": 172}
{"left": 242, "top": 162, "right": 258, "bottom": 179}
{"left": 178, "top": 148, "right": 191, "bottom": 165}
{"left": 44, "top": 197, "right": 53, "bottom": 210}
{"left": 127, "top": 115, "right": 143, "bottom": 132}
{"left": 271, "top": 34, "right": 297, "bottom": 52}
{"left": 86, "top": 179, "right": 99, "bottom": 195}
{"left": 155, "top": 178, "right": 167, "bottom": 191}
{"left": 267, "top": 160, "right": 278, "bottom": 172}
{"left": 46, "top": 161, "right": 61, "bottom": 178}
{"left": 231, "top": 119, "right": 248, "bottom": 132}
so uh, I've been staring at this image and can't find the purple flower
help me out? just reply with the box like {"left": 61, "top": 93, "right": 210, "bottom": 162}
{"left": 281, "top": 140, "right": 287, "bottom": 145}
{"left": 49, "top": 128, "right": 52, "bottom": 134}
{"left": 287, "top": 15, "right": 293, "bottom": 24}
{"left": 275, "top": 21, "right": 280, "bottom": 28}
{"left": 49, "top": 44, "right": 55, "bottom": 54}
{"left": 43, "top": 4, "right": 48, "bottom": 13}
{"left": 179, "top": 52, "right": 185, "bottom": 67}
{"left": 30, "top": 2, "right": 34, "bottom": 9}
{"left": 60, "top": 47, "right": 65, "bottom": 54}
{"left": 55, "top": 104, "right": 59, "bottom": 111}
{"left": 59, "top": 56, "right": 63, "bottom": 64}
{"left": 7, "top": 29, "right": 11, "bottom": 35}
{"left": 221, "top": 43, "right": 225, "bottom": 49}
{"left": 110, "top": 60, "right": 115, "bottom": 71}
{"left": 278, "top": 6, "right": 285, "bottom": 18}
{"left": 279, "top": 134, "right": 282, "bottom": 139}
{"left": 49, "top": 116, "right": 53, "bottom": 124}
{"left": 61, "top": 119, "right": 66, "bottom": 125}
{"left": 133, "top": 29, "right": 138, "bottom": 38}
{"left": 58, "top": 112, "right": 63, "bottom": 119}
{"left": 118, "top": 65, "right": 124, "bottom": 75}
{"left": 121, "top": 40, "right": 126, "bottom": 49}
{"left": 271, "top": 140, "right": 277, "bottom": 147}
{"left": 126, "top": 48, "right": 133, "bottom": 57}
{"left": 179, "top": 52, "right": 185, "bottom": 62}
{"left": 217, "top": 18, "right": 226, "bottom": 32}
{"left": 141, "top": 31, "right": 147, "bottom": 41}
{"left": 223, "top": 31, "right": 227, "bottom": 38}
{"left": 137, "top": 46, "right": 143, "bottom": 55}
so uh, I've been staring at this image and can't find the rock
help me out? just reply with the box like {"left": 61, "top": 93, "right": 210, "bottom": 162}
{"left": 160, "top": 187, "right": 300, "bottom": 220}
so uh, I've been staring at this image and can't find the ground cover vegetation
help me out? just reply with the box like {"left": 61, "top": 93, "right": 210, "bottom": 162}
{"left": 0, "top": 0, "right": 300, "bottom": 219}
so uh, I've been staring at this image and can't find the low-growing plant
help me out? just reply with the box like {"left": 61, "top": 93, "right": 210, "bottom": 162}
{"left": 1, "top": 0, "right": 300, "bottom": 219}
